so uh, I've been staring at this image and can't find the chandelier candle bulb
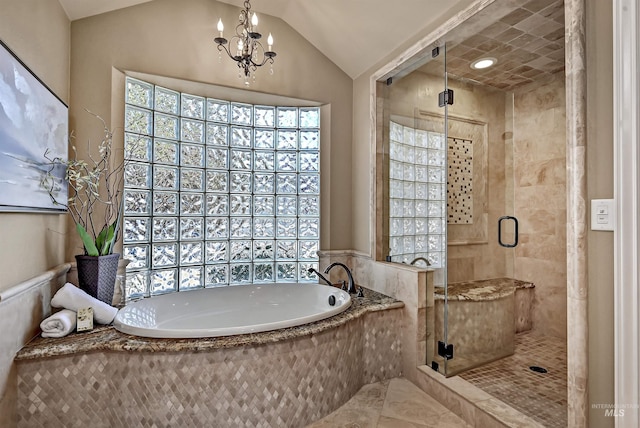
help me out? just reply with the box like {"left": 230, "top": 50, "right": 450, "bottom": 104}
{"left": 268, "top": 33, "right": 273, "bottom": 51}
{"left": 217, "top": 19, "right": 224, "bottom": 37}
{"left": 252, "top": 12, "right": 258, "bottom": 27}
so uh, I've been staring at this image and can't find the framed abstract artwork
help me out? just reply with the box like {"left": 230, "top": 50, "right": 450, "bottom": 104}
{"left": 0, "top": 39, "right": 68, "bottom": 212}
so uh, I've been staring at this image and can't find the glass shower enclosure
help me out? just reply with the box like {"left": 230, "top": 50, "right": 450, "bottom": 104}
{"left": 381, "top": 38, "right": 518, "bottom": 377}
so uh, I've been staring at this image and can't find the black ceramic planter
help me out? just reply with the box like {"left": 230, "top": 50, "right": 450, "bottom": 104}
{"left": 75, "top": 253, "right": 120, "bottom": 304}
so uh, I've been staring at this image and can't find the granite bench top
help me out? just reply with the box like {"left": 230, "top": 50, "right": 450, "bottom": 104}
{"left": 434, "top": 277, "right": 535, "bottom": 301}
{"left": 16, "top": 288, "right": 403, "bottom": 361}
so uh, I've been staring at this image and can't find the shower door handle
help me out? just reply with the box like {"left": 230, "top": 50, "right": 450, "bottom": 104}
{"left": 498, "top": 216, "right": 518, "bottom": 248}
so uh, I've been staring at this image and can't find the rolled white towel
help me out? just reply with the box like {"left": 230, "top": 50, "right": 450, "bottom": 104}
{"left": 51, "top": 283, "right": 119, "bottom": 324}
{"left": 40, "top": 309, "right": 77, "bottom": 338}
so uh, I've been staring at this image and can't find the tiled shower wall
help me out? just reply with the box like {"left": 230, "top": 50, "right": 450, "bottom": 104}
{"left": 385, "top": 67, "right": 567, "bottom": 340}
{"left": 388, "top": 71, "right": 511, "bottom": 284}
{"left": 513, "top": 74, "right": 567, "bottom": 339}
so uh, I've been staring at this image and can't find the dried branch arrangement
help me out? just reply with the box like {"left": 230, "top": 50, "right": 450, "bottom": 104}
{"left": 42, "top": 112, "right": 126, "bottom": 256}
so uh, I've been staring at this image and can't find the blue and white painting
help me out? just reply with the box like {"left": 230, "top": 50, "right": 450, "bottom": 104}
{"left": 0, "top": 40, "right": 68, "bottom": 212}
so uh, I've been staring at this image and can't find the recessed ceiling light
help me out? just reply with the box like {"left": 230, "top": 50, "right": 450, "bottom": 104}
{"left": 471, "top": 57, "right": 497, "bottom": 70}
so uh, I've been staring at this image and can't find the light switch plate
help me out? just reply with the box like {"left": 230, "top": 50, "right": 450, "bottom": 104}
{"left": 591, "top": 199, "right": 615, "bottom": 231}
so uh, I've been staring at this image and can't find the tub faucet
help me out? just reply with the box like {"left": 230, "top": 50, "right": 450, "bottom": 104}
{"left": 324, "top": 262, "right": 363, "bottom": 296}
{"left": 410, "top": 256, "right": 431, "bottom": 267}
{"left": 308, "top": 268, "right": 333, "bottom": 287}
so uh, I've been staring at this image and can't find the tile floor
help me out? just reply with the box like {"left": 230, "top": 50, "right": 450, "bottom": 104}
{"left": 307, "top": 377, "right": 471, "bottom": 427}
{"left": 459, "top": 332, "right": 567, "bottom": 428}
{"left": 309, "top": 332, "right": 567, "bottom": 428}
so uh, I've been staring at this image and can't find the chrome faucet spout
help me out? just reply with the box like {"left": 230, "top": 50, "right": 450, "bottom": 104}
{"left": 308, "top": 268, "right": 333, "bottom": 287}
{"left": 324, "top": 262, "right": 358, "bottom": 295}
{"left": 410, "top": 256, "right": 431, "bottom": 267}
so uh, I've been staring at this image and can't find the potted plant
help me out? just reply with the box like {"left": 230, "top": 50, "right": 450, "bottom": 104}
{"left": 42, "top": 111, "right": 126, "bottom": 304}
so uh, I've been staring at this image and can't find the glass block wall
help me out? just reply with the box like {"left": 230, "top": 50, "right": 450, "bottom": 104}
{"left": 122, "top": 77, "right": 320, "bottom": 300}
{"left": 388, "top": 121, "right": 446, "bottom": 267}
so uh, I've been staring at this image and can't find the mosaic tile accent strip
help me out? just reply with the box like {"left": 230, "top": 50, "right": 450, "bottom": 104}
{"left": 16, "top": 296, "right": 402, "bottom": 427}
{"left": 459, "top": 331, "right": 568, "bottom": 428}
{"left": 447, "top": 137, "right": 473, "bottom": 224}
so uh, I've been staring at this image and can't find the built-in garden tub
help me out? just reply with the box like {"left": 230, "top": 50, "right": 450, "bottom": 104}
{"left": 15, "top": 285, "right": 403, "bottom": 427}
{"left": 432, "top": 278, "right": 535, "bottom": 373}
{"left": 114, "top": 283, "right": 352, "bottom": 338}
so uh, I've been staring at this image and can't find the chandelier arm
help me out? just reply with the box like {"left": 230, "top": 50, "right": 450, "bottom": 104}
{"left": 216, "top": 43, "right": 235, "bottom": 61}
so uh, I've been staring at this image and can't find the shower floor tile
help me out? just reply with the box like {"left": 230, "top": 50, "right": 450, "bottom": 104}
{"left": 459, "top": 331, "right": 567, "bottom": 428}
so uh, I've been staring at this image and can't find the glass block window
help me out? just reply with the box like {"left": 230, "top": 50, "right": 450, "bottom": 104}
{"left": 388, "top": 121, "right": 445, "bottom": 268}
{"left": 124, "top": 77, "right": 321, "bottom": 300}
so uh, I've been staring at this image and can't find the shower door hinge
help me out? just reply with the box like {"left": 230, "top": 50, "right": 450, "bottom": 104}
{"left": 437, "top": 341, "right": 454, "bottom": 360}
{"left": 438, "top": 89, "right": 454, "bottom": 107}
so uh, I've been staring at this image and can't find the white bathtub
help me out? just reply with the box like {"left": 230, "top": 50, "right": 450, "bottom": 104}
{"left": 113, "top": 283, "right": 351, "bottom": 338}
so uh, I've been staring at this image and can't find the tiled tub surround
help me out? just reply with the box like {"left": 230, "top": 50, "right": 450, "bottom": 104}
{"left": 319, "top": 250, "right": 431, "bottom": 385}
{"left": 16, "top": 289, "right": 403, "bottom": 427}
{"left": 433, "top": 278, "right": 534, "bottom": 375}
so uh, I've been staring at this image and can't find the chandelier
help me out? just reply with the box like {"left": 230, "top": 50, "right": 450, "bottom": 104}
{"left": 214, "top": 0, "right": 276, "bottom": 84}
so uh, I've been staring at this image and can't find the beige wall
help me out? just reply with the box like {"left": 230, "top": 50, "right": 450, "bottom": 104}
{"left": 586, "top": 0, "right": 614, "bottom": 426}
{"left": 68, "top": 0, "right": 353, "bottom": 259}
{"left": 0, "top": 1, "right": 70, "bottom": 424}
{"left": 0, "top": 0, "right": 70, "bottom": 293}
{"left": 513, "top": 75, "right": 567, "bottom": 339}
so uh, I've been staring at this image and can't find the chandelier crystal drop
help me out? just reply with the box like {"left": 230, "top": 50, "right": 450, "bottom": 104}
{"left": 214, "top": 0, "right": 276, "bottom": 84}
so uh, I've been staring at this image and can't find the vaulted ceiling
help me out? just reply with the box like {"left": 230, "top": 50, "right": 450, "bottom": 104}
{"left": 57, "top": 0, "right": 470, "bottom": 79}
{"left": 58, "top": 0, "right": 566, "bottom": 86}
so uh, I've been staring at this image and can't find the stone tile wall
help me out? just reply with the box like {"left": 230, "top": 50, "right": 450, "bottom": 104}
{"left": 513, "top": 74, "right": 567, "bottom": 339}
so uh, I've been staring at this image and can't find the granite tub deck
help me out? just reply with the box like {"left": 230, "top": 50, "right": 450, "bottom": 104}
{"left": 16, "top": 288, "right": 404, "bottom": 428}
{"left": 433, "top": 278, "right": 535, "bottom": 376}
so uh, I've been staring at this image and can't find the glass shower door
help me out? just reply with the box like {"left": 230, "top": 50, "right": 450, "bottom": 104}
{"left": 442, "top": 55, "right": 517, "bottom": 376}
{"left": 382, "top": 43, "right": 447, "bottom": 372}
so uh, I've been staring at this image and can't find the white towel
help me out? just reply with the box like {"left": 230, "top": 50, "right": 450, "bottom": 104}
{"left": 51, "top": 283, "right": 119, "bottom": 325}
{"left": 40, "top": 309, "right": 77, "bottom": 338}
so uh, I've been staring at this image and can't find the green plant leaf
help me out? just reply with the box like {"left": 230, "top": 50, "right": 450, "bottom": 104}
{"left": 100, "top": 221, "right": 117, "bottom": 256}
{"left": 76, "top": 223, "right": 99, "bottom": 256}
{"left": 95, "top": 226, "right": 108, "bottom": 255}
